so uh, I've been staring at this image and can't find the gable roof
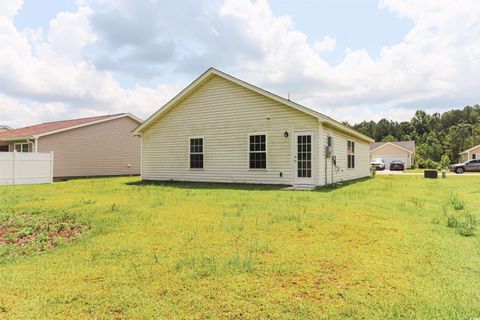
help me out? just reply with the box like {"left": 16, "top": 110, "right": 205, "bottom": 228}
{"left": 132, "top": 68, "right": 374, "bottom": 143}
{"left": 0, "top": 125, "right": 12, "bottom": 131}
{"left": 0, "top": 113, "right": 142, "bottom": 141}
{"left": 370, "top": 141, "right": 415, "bottom": 154}
{"left": 459, "top": 144, "right": 480, "bottom": 154}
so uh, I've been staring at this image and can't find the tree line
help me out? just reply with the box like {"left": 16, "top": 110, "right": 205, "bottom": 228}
{"left": 348, "top": 105, "right": 480, "bottom": 166}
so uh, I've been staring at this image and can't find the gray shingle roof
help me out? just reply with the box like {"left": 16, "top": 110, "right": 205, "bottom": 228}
{"left": 370, "top": 141, "right": 415, "bottom": 153}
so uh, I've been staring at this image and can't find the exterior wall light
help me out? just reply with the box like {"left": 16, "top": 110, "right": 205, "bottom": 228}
{"left": 284, "top": 131, "right": 289, "bottom": 138}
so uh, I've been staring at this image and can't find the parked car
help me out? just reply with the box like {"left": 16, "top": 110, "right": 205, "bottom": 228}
{"left": 389, "top": 160, "right": 405, "bottom": 171}
{"left": 450, "top": 159, "right": 480, "bottom": 174}
{"left": 371, "top": 158, "right": 386, "bottom": 170}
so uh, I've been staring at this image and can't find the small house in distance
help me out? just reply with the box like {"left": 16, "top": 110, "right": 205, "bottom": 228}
{"left": 133, "top": 68, "right": 374, "bottom": 187}
{"left": 459, "top": 144, "right": 480, "bottom": 162}
{"left": 370, "top": 141, "right": 415, "bottom": 169}
{"left": 0, "top": 113, "right": 142, "bottom": 178}
{"left": 0, "top": 125, "right": 12, "bottom": 132}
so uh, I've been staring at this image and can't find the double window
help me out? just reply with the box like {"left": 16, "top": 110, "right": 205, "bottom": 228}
{"left": 249, "top": 134, "right": 266, "bottom": 169}
{"left": 189, "top": 138, "right": 203, "bottom": 169}
{"left": 15, "top": 143, "right": 29, "bottom": 153}
{"left": 347, "top": 140, "right": 355, "bottom": 169}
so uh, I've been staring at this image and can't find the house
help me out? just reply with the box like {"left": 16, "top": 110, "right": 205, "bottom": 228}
{"left": 459, "top": 144, "right": 480, "bottom": 162}
{"left": 0, "top": 125, "right": 12, "bottom": 132}
{"left": 370, "top": 141, "right": 415, "bottom": 169}
{"left": 0, "top": 113, "right": 142, "bottom": 178}
{"left": 132, "top": 68, "right": 374, "bottom": 187}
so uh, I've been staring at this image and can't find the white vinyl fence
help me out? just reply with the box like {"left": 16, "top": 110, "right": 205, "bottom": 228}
{"left": 0, "top": 152, "right": 54, "bottom": 186}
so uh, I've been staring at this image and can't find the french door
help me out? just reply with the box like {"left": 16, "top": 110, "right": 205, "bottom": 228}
{"left": 294, "top": 132, "right": 314, "bottom": 185}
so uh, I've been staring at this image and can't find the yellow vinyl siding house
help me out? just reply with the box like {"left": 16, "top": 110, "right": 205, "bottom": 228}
{"left": 459, "top": 144, "right": 480, "bottom": 162}
{"left": 134, "top": 68, "right": 373, "bottom": 187}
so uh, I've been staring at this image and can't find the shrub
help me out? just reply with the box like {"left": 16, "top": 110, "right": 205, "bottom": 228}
{"left": 457, "top": 213, "right": 477, "bottom": 237}
{"left": 423, "top": 159, "right": 438, "bottom": 169}
{"left": 449, "top": 194, "right": 465, "bottom": 210}
{"left": 439, "top": 154, "right": 451, "bottom": 170}
{"left": 446, "top": 214, "right": 459, "bottom": 228}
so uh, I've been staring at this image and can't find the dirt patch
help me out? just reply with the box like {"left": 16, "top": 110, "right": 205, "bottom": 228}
{"left": 0, "top": 211, "right": 88, "bottom": 258}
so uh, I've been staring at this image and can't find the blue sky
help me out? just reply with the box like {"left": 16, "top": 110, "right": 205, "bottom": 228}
{"left": 1, "top": 0, "right": 480, "bottom": 127}
{"left": 15, "top": 0, "right": 412, "bottom": 66}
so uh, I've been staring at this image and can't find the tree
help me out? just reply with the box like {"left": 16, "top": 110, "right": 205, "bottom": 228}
{"left": 439, "top": 154, "right": 451, "bottom": 170}
{"left": 352, "top": 105, "right": 480, "bottom": 163}
{"left": 445, "top": 124, "right": 474, "bottom": 162}
{"left": 382, "top": 135, "right": 396, "bottom": 142}
{"left": 417, "top": 132, "right": 443, "bottom": 162}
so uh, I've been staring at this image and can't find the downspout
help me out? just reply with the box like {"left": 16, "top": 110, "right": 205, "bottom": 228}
{"left": 26, "top": 139, "right": 34, "bottom": 152}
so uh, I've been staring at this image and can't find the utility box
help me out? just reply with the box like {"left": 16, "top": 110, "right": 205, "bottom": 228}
{"left": 424, "top": 169, "right": 438, "bottom": 179}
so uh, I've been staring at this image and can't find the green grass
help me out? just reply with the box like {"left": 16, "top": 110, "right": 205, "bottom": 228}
{"left": 0, "top": 176, "right": 479, "bottom": 319}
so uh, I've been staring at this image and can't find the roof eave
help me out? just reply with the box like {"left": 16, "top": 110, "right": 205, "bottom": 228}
{"left": 36, "top": 113, "right": 143, "bottom": 138}
{"left": 370, "top": 142, "right": 414, "bottom": 154}
{"left": 0, "top": 136, "right": 34, "bottom": 142}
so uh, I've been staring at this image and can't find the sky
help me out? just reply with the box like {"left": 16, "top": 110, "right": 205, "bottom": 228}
{"left": 1, "top": 0, "right": 480, "bottom": 128}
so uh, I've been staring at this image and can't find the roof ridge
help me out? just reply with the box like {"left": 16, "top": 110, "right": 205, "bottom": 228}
{"left": 35, "top": 113, "right": 124, "bottom": 126}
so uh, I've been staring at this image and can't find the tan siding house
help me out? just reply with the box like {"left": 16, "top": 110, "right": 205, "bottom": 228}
{"left": 370, "top": 141, "right": 415, "bottom": 169}
{"left": 0, "top": 125, "right": 12, "bottom": 132}
{"left": 134, "top": 68, "right": 373, "bottom": 187}
{"left": 460, "top": 144, "right": 480, "bottom": 162}
{"left": 0, "top": 114, "right": 141, "bottom": 178}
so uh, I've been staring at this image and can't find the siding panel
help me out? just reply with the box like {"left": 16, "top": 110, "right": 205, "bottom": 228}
{"left": 142, "top": 75, "right": 319, "bottom": 185}
{"left": 38, "top": 117, "right": 141, "bottom": 177}
{"left": 320, "top": 124, "right": 371, "bottom": 185}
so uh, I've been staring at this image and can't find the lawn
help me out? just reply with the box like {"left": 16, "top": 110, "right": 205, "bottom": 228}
{"left": 0, "top": 176, "right": 479, "bottom": 319}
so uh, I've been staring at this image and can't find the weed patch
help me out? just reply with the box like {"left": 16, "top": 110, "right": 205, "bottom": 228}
{"left": 449, "top": 194, "right": 465, "bottom": 210}
{"left": 0, "top": 210, "right": 88, "bottom": 258}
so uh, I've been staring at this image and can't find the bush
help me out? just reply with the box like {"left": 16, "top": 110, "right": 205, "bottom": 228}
{"left": 450, "top": 194, "right": 465, "bottom": 210}
{"left": 423, "top": 159, "right": 438, "bottom": 169}
{"left": 439, "top": 154, "right": 451, "bottom": 170}
{"left": 457, "top": 213, "right": 477, "bottom": 237}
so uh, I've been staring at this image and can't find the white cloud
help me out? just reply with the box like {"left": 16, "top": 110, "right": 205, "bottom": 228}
{"left": 0, "top": 0, "right": 22, "bottom": 19}
{"left": 0, "top": 0, "right": 180, "bottom": 127}
{"left": 1, "top": 0, "right": 480, "bottom": 127}
{"left": 314, "top": 35, "right": 336, "bottom": 53}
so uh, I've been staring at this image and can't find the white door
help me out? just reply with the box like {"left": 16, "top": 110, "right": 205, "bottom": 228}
{"left": 294, "top": 132, "right": 314, "bottom": 185}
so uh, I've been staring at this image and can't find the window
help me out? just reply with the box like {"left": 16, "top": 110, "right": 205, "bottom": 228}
{"left": 327, "top": 136, "right": 333, "bottom": 148}
{"left": 473, "top": 154, "right": 477, "bottom": 160}
{"left": 14, "top": 143, "right": 29, "bottom": 152}
{"left": 189, "top": 138, "right": 203, "bottom": 169}
{"left": 0, "top": 145, "right": 8, "bottom": 152}
{"left": 347, "top": 140, "right": 355, "bottom": 169}
{"left": 249, "top": 134, "right": 266, "bottom": 169}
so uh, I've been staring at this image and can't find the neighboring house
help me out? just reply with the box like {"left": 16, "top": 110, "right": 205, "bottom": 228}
{"left": 459, "top": 144, "right": 480, "bottom": 162}
{"left": 0, "top": 113, "right": 142, "bottom": 178}
{"left": 133, "top": 68, "right": 374, "bottom": 187}
{"left": 0, "top": 125, "right": 12, "bottom": 132}
{"left": 370, "top": 141, "right": 415, "bottom": 169}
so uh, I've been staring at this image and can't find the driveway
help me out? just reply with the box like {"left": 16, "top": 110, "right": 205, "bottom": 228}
{"left": 377, "top": 170, "right": 480, "bottom": 176}
{"left": 376, "top": 170, "right": 407, "bottom": 175}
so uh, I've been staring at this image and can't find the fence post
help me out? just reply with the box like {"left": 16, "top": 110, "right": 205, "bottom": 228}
{"left": 50, "top": 151, "right": 54, "bottom": 183}
{"left": 12, "top": 150, "right": 16, "bottom": 185}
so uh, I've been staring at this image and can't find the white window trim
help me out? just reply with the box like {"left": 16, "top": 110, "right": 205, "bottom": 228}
{"left": 248, "top": 132, "right": 268, "bottom": 171}
{"left": 347, "top": 140, "right": 355, "bottom": 169}
{"left": 14, "top": 142, "right": 30, "bottom": 153}
{"left": 188, "top": 136, "right": 204, "bottom": 170}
